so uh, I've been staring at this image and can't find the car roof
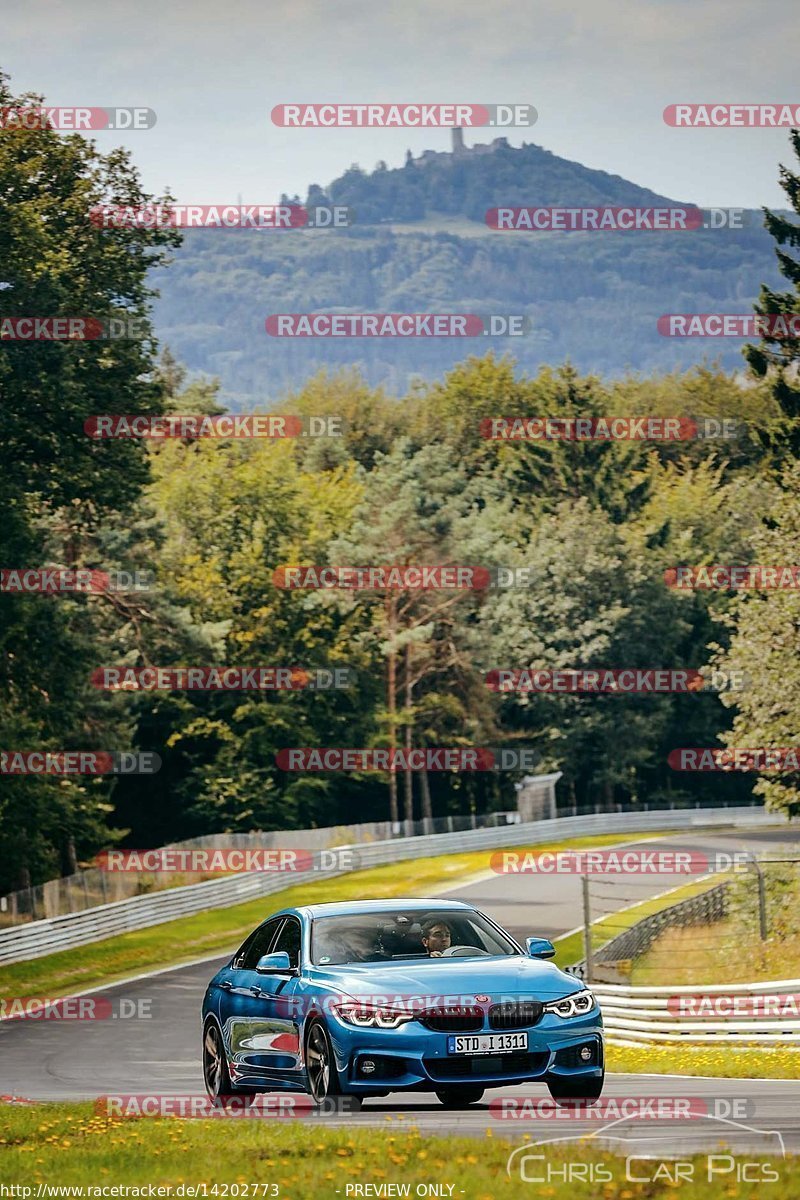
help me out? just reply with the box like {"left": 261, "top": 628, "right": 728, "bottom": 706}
{"left": 277, "top": 898, "right": 474, "bottom": 919}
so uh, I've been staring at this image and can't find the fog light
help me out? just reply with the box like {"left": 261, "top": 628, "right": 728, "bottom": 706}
{"left": 360, "top": 1059, "right": 376, "bottom": 1075}
{"left": 579, "top": 1045, "right": 593, "bottom": 1062}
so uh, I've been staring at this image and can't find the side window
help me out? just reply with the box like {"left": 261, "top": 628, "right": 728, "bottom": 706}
{"left": 272, "top": 917, "right": 302, "bottom": 969}
{"left": 238, "top": 918, "right": 283, "bottom": 970}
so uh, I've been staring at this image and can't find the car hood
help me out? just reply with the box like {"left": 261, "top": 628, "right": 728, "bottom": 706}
{"left": 307, "top": 956, "right": 584, "bottom": 1003}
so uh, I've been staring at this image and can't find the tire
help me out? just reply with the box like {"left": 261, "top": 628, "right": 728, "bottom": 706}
{"left": 304, "top": 1020, "right": 362, "bottom": 1111}
{"left": 203, "top": 1019, "right": 256, "bottom": 1110}
{"left": 546, "top": 1071, "right": 605, "bottom": 1106}
{"left": 435, "top": 1086, "right": 485, "bottom": 1108}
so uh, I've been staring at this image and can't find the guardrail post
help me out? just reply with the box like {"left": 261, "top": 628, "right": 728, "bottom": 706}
{"left": 751, "top": 861, "right": 768, "bottom": 941}
{"left": 582, "top": 874, "right": 593, "bottom": 984}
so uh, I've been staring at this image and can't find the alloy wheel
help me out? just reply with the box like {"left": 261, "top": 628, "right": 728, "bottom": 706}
{"left": 203, "top": 1023, "right": 224, "bottom": 1098}
{"left": 306, "top": 1023, "right": 332, "bottom": 1101}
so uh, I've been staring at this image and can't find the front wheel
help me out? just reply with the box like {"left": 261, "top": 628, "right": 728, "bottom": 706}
{"left": 304, "top": 1020, "right": 363, "bottom": 1111}
{"left": 546, "top": 1071, "right": 604, "bottom": 1105}
{"left": 203, "top": 1020, "right": 256, "bottom": 1110}
{"left": 435, "top": 1086, "right": 485, "bottom": 1108}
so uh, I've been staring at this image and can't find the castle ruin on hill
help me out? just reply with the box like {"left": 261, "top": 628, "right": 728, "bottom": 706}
{"left": 405, "top": 128, "right": 511, "bottom": 167}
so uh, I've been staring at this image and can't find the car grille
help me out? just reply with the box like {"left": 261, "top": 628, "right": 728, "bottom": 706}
{"left": 419, "top": 1005, "right": 484, "bottom": 1032}
{"left": 489, "top": 1001, "right": 544, "bottom": 1030}
{"left": 425, "top": 1051, "right": 550, "bottom": 1081}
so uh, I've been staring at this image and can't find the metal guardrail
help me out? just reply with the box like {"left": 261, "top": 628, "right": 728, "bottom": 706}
{"left": 595, "top": 881, "right": 729, "bottom": 966}
{"left": 4, "top": 799, "right": 758, "bottom": 927}
{"left": 596, "top": 978, "right": 800, "bottom": 1044}
{"left": 567, "top": 881, "right": 732, "bottom": 982}
{"left": 0, "top": 811, "right": 524, "bottom": 926}
{"left": 0, "top": 805, "right": 783, "bottom": 967}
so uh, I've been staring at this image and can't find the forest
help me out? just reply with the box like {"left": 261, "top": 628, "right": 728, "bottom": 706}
{"left": 2, "top": 71, "right": 800, "bottom": 893}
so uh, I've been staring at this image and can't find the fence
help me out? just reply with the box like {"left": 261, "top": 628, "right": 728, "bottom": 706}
{"left": 0, "top": 795, "right": 763, "bottom": 928}
{"left": 0, "top": 804, "right": 784, "bottom": 966}
{"left": 570, "top": 854, "right": 800, "bottom": 986}
{"left": 0, "top": 811, "right": 524, "bottom": 927}
{"left": 595, "top": 978, "right": 800, "bottom": 1044}
{"left": 569, "top": 881, "right": 731, "bottom": 983}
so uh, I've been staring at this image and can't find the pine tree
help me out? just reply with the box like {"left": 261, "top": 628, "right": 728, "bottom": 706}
{"left": 744, "top": 129, "right": 800, "bottom": 459}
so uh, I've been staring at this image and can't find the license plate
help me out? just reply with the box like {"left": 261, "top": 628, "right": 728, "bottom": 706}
{"left": 447, "top": 1032, "right": 528, "bottom": 1055}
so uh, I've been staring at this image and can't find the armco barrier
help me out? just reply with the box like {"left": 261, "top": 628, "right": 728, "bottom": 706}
{"left": 0, "top": 812, "right": 521, "bottom": 924}
{"left": 595, "top": 881, "right": 729, "bottom": 966}
{"left": 0, "top": 805, "right": 784, "bottom": 966}
{"left": 596, "top": 978, "right": 800, "bottom": 1044}
{"left": 567, "top": 880, "right": 731, "bottom": 981}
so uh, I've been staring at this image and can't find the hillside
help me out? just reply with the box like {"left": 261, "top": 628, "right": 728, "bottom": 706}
{"left": 150, "top": 137, "right": 782, "bottom": 404}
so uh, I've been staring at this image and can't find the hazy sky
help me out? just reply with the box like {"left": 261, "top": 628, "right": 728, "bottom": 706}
{"left": 3, "top": 0, "right": 798, "bottom": 209}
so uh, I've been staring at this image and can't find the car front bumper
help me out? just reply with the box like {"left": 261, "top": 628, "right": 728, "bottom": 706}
{"left": 324, "top": 1010, "right": 604, "bottom": 1093}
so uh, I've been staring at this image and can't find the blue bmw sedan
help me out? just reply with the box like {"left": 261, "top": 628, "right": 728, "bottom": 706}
{"left": 202, "top": 898, "right": 603, "bottom": 1109}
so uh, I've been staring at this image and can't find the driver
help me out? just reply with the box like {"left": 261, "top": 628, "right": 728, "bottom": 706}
{"left": 421, "top": 917, "right": 452, "bottom": 957}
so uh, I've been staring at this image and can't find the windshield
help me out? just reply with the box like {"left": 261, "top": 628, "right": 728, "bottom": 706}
{"left": 311, "top": 908, "right": 521, "bottom": 966}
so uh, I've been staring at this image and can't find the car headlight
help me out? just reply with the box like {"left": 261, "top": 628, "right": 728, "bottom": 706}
{"left": 333, "top": 1002, "right": 415, "bottom": 1029}
{"left": 543, "top": 990, "right": 596, "bottom": 1018}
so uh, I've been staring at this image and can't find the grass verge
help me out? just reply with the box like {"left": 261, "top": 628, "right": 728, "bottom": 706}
{"left": 0, "top": 1103, "right": 797, "bottom": 1193}
{"left": 0, "top": 831, "right": 671, "bottom": 999}
{"left": 551, "top": 874, "right": 721, "bottom": 971}
{"left": 607, "top": 1042, "right": 800, "bottom": 1079}
{"left": 630, "top": 918, "right": 800, "bottom": 985}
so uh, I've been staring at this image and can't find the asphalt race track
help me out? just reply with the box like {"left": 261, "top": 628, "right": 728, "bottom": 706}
{"left": 3, "top": 826, "right": 800, "bottom": 1155}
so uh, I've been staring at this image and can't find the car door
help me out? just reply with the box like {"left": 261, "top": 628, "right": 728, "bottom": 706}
{"left": 221, "top": 916, "right": 304, "bottom": 1087}
{"left": 214, "top": 916, "right": 282, "bottom": 1047}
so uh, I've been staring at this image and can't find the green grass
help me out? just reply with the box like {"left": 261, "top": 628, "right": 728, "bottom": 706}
{"left": 0, "top": 1102, "right": 796, "bottom": 1194}
{"left": 629, "top": 918, "right": 800, "bottom": 986}
{"left": 608, "top": 1042, "right": 800, "bottom": 1079}
{"left": 0, "top": 831, "right": 672, "bottom": 999}
{"left": 549, "top": 875, "right": 800, "bottom": 1080}
{"left": 551, "top": 875, "right": 724, "bottom": 972}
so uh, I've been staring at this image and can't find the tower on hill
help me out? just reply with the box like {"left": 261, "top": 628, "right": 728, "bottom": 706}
{"left": 452, "top": 127, "right": 465, "bottom": 155}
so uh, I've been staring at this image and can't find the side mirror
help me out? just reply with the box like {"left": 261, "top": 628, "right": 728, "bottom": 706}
{"left": 526, "top": 937, "right": 556, "bottom": 959}
{"left": 255, "top": 951, "right": 293, "bottom": 974}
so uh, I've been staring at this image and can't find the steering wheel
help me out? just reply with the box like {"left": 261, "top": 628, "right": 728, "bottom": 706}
{"left": 439, "top": 945, "right": 490, "bottom": 958}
